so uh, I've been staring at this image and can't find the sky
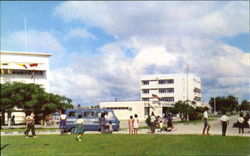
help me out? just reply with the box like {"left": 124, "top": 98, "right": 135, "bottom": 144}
{"left": 1, "top": 1, "right": 249, "bottom": 106}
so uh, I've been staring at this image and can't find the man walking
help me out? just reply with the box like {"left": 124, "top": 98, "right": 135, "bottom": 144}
{"left": 202, "top": 107, "right": 210, "bottom": 135}
{"left": 25, "top": 112, "right": 37, "bottom": 138}
{"left": 220, "top": 111, "right": 229, "bottom": 136}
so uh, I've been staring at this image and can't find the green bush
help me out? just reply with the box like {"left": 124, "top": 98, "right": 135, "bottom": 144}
{"left": 145, "top": 116, "right": 151, "bottom": 126}
{"left": 189, "top": 112, "right": 202, "bottom": 121}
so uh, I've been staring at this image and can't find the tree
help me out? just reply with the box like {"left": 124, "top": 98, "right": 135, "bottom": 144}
{"left": 0, "top": 82, "right": 73, "bottom": 124}
{"left": 239, "top": 100, "right": 250, "bottom": 112}
{"left": 174, "top": 101, "right": 194, "bottom": 121}
{"left": 209, "top": 95, "right": 239, "bottom": 113}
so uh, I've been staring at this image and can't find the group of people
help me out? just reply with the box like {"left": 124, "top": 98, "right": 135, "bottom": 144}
{"left": 128, "top": 114, "right": 139, "bottom": 134}
{"left": 202, "top": 107, "right": 250, "bottom": 136}
{"left": 148, "top": 112, "right": 174, "bottom": 134}
{"left": 98, "top": 112, "right": 113, "bottom": 135}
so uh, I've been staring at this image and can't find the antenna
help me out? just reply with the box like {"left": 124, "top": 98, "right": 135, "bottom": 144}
{"left": 24, "top": 18, "right": 27, "bottom": 52}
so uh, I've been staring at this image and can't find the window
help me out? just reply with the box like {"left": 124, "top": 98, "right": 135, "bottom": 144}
{"left": 161, "top": 97, "right": 174, "bottom": 102}
{"left": 193, "top": 88, "right": 201, "bottom": 93}
{"left": 194, "top": 97, "right": 201, "bottom": 101}
{"left": 167, "top": 88, "right": 174, "bottom": 93}
{"left": 142, "top": 81, "right": 149, "bottom": 85}
{"left": 142, "top": 89, "right": 149, "bottom": 94}
{"left": 167, "top": 79, "right": 174, "bottom": 84}
{"left": 144, "top": 107, "right": 150, "bottom": 115}
{"left": 83, "top": 111, "right": 96, "bottom": 117}
{"left": 158, "top": 80, "right": 167, "bottom": 84}
{"left": 142, "top": 98, "right": 150, "bottom": 101}
{"left": 159, "top": 89, "right": 167, "bottom": 93}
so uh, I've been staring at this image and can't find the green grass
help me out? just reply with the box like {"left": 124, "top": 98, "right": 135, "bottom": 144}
{"left": 1, "top": 127, "right": 58, "bottom": 132}
{"left": 1, "top": 134, "right": 250, "bottom": 156}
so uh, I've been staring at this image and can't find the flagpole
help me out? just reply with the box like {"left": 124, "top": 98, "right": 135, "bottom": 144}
{"left": 24, "top": 18, "right": 27, "bottom": 52}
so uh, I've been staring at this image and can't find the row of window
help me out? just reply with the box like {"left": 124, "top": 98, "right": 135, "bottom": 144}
{"left": 104, "top": 107, "right": 132, "bottom": 111}
{"left": 194, "top": 97, "right": 201, "bottom": 101}
{"left": 193, "top": 88, "right": 201, "bottom": 93}
{"left": 142, "top": 79, "right": 174, "bottom": 85}
{"left": 142, "top": 97, "right": 174, "bottom": 102}
{"left": 142, "top": 88, "right": 174, "bottom": 94}
{"left": 68, "top": 111, "right": 114, "bottom": 118}
{"left": 1, "top": 69, "right": 45, "bottom": 75}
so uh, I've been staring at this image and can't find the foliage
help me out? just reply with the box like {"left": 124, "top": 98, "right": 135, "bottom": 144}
{"left": 0, "top": 82, "right": 73, "bottom": 123}
{"left": 239, "top": 100, "right": 250, "bottom": 112}
{"left": 209, "top": 95, "right": 239, "bottom": 113}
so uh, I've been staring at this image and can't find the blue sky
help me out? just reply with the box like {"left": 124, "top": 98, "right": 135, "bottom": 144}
{"left": 1, "top": 1, "right": 249, "bottom": 105}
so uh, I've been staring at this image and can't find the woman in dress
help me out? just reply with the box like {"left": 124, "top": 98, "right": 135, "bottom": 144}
{"left": 133, "top": 114, "right": 139, "bottom": 134}
{"left": 75, "top": 115, "right": 84, "bottom": 141}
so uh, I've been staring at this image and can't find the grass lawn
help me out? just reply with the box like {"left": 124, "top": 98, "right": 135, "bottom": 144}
{"left": 1, "top": 134, "right": 250, "bottom": 156}
{"left": 1, "top": 127, "right": 58, "bottom": 132}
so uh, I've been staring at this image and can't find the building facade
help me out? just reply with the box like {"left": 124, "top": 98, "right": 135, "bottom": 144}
{"left": 100, "top": 73, "right": 203, "bottom": 120}
{"left": 0, "top": 51, "right": 51, "bottom": 91}
{"left": 141, "top": 73, "right": 202, "bottom": 105}
{"left": 0, "top": 51, "right": 51, "bottom": 124}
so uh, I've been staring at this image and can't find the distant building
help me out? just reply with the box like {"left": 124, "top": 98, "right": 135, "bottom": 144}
{"left": 141, "top": 73, "right": 202, "bottom": 103}
{"left": 0, "top": 51, "right": 51, "bottom": 124}
{"left": 100, "top": 73, "right": 203, "bottom": 120}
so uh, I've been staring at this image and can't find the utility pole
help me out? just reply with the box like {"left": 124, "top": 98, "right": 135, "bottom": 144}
{"left": 186, "top": 64, "right": 189, "bottom": 103}
{"left": 213, "top": 81, "right": 216, "bottom": 114}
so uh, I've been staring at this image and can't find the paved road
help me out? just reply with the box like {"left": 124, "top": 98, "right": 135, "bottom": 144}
{"left": 1, "top": 115, "right": 250, "bottom": 137}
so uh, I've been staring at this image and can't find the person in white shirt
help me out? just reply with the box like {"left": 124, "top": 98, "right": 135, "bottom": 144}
{"left": 238, "top": 113, "right": 244, "bottom": 134}
{"left": 59, "top": 110, "right": 67, "bottom": 135}
{"left": 202, "top": 107, "right": 210, "bottom": 135}
{"left": 220, "top": 111, "right": 229, "bottom": 136}
{"left": 75, "top": 115, "right": 84, "bottom": 141}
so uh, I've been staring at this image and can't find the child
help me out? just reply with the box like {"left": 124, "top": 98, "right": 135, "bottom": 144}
{"left": 128, "top": 116, "right": 133, "bottom": 134}
{"left": 109, "top": 121, "right": 113, "bottom": 134}
{"left": 99, "top": 113, "right": 106, "bottom": 134}
{"left": 159, "top": 119, "right": 163, "bottom": 132}
{"left": 238, "top": 113, "right": 244, "bottom": 134}
{"left": 133, "top": 114, "right": 139, "bottom": 134}
{"left": 75, "top": 115, "right": 84, "bottom": 141}
{"left": 220, "top": 111, "right": 229, "bottom": 136}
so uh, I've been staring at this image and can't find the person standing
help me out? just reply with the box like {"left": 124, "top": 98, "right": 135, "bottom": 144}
{"left": 128, "top": 116, "right": 133, "bottom": 134}
{"left": 108, "top": 121, "right": 113, "bottom": 134}
{"left": 238, "top": 113, "right": 245, "bottom": 135}
{"left": 25, "top": 113, "right": 37, "bottom": 138}
{"left": 133, "top": 114, "right": 139, "bottom": 134}
{"left": 11, "top": 115, "right": 15, "bottom": 125}
{"left": 167, "top": 113, "right": 174, "bottom": 132}
{"left": 202, "top": 107, "right": 210, "bottom": 135}
{"left": 220, "top": 111, "right": 229, "bottom": 136}
{"left": 59, "top": 110, "right": 67, "bottom": 135}
{"left": 75, "top": 115, "right": 84, "bottom": 141}
{"left": 150, "top": 112, "right": 156, "bottom": 134}
{"left": 99, "top": 113, "right": 106, "bottom": 134}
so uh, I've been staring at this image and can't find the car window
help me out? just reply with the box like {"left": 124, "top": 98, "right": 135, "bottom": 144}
{"left": 83, "top": 111, "right": 96, "bottom": 117}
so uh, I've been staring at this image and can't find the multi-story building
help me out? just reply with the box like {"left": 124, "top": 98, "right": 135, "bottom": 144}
{"left": 100, "top": 73, "right": 203, "bottom": 120}
{"left": 0, "top": 51, "right": 51, "bottom": 91}
{"left": 0, "top": 51, "right": 51, "bottom": 124}
{"left": 141, "top": 74, "right": 202, "bottom": 104}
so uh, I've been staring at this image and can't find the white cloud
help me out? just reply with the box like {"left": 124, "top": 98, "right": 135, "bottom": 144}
{"left": 64, "top": 28, "right": 96, "bottom": 40}
{"left": 2, "top": 30, "right": 65, "bottom": 53}
{"left": 48, "top": 1, "right": 250, "bottom": 105}
{"left": 55, "top": 1, "right": 249, "bottom": 39}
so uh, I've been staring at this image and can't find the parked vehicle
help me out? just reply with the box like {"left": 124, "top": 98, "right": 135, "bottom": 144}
{"left": 65, "top": 109, "right": 120, "bottom": 133}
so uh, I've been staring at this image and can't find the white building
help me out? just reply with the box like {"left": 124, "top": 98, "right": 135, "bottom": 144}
{"left": 0, "top": 51, "right": 51, "bottom": 91}
{"left": 100, "top": 73, "right": 203, "bottom": 120}
{"left": 141, "top": 73, "right": 202, "bottom": 104}
{"left": 0, "top": 51, "right": 51, "bottom": 124}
